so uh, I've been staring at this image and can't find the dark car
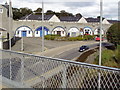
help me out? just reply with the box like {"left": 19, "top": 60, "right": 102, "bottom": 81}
{"left": 79, "top": 45, "right": 89, "bottom": 52}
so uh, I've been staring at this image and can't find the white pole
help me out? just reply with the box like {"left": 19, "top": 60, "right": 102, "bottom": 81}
{"left": 21, "top": 37, "right": 24, "bottom": 51}
{"left": 99, "top": 0, "right": 103, "bottom": 67}
{"left": 98, "top": 0, "right": 103, "bottom": 89}
{"left": 9, "top": 0, "right": 12, "bottom": 50}
{"left": 42, "top": 2, "right": 44, "bottom": 52}
{"left": 9, "top": 0, "right": 12, "bottom": 81}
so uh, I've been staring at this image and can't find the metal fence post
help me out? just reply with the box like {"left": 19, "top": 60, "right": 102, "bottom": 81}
{"left": 10, "top": 52, "right": 12, "bottom": 80}
{"left": 21, "top": 37, "right": 24, "bottom": 51}
{"left": 98, "top": 72, "right": 101, "bottom": 89}
{"left": 42, "top": 59, "right": 45, "bottom": 88}
{"left": 62, "top": 64, "right": 67, "bottom": 88}
{"left": 21, "top": 55, "right": 24, "bottom": 86}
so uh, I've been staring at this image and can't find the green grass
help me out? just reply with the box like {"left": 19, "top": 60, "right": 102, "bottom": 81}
{"left": 93, "top": 49, "right": 119, "bottom": 68}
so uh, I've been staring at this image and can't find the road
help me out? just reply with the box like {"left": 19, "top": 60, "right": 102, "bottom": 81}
{"left": 1, "top": 42, "right": 115, "bottom": 88}
{"left": 54, "top": 43, "right": 99, "bottom": 60}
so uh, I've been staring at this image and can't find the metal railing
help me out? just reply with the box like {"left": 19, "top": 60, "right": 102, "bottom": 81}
{"left": 0, "top": 49, "right": 120, "bottom": 89}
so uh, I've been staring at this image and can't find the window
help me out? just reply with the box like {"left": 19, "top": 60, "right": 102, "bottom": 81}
{"left": 0, "top": 8, "right": 3, "bottom": 13}
{"left": 28, "top": 31, "right": 30, "bottom": 34}
{"left": 36, "top": 31, "right": 38, "bottom": 34}
{"left": 17, "top": 31, "right": 19, "bottom": 34}
{"left": 62, "top": 31, "right": 64, "bottom": 34}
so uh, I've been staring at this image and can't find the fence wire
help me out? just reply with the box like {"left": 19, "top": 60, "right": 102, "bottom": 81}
{"left": 0, "top": 49, "right": 120, "bottom": 89}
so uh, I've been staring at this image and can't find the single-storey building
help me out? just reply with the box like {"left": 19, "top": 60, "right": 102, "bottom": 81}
{"left": 52, "top": 26, "right": 66, "bottom": 37}
{"left": 34, "top": 26, "right": 50, "bottom": 37}
{"left": 68, "top": 27, "right": 80, "bottom": 37}
{"left": 15, "top": 26, "right": 33, "bottom": 37}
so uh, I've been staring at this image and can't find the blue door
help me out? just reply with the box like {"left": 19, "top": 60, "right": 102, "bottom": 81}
{"left": 22, "top": 31, "right": 27, "bottom": 37}
{"left": 40, "top": 30, "right": 42, "bottom": 37}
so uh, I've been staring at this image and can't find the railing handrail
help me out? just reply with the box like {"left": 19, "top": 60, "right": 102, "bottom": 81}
{"left": 1, "top": 49, "right": 120, "bottom": 71}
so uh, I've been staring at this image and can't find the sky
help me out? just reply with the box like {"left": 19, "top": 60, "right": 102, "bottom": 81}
{"left": 0, "top": 0, "right": 120, "bottom": 20}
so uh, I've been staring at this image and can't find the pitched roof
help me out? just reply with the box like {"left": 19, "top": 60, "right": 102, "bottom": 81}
{"left": 86, "top": 17, "right": 120, "bottom": 24}
{"left": 86, "top": 18, "right": 100, "bottom": 23}
{"left": 2, "top": 4, "right": 13, "bottom": 18}
{"left": 20, "top": 14, "right": 54, "bottom": 20}
{"left": 2, "top": 5, "right": 9, "bottom": 17}
{"left": 2, "top": 5, "right": 9, "bottom": 10}
{"left": 59, "top": 15, "right": 82, "bottom": 22}
{"left": 107, "top": 20, "right": 120, "bottom": 24}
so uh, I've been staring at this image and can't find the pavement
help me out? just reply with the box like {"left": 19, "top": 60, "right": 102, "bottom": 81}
{"left": 12, "top": 37, "right": 81, "bottom": 53}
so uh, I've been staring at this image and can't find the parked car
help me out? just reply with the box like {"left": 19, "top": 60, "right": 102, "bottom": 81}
{"left": 79, "top": 45, "right": 89, "bottom": 52}
{"left": 95, "top": 37, "right": 104, "bottom": 41}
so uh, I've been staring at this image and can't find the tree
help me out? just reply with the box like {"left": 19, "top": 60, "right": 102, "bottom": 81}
{"left": 97, "top": 16, "right": 105, "bottom": 19}
{"left": 13, "top": 8, "right": 22, "bottom": 20}
{"left": 107, "top": 23, "right": 120, "bottom": 46}
{"left": 76, "top": 13, "right": 82, "bottom": 17}
{"left": 59, "top": 10, "right": 73, "bottom": 17}
{"left": 13, "top": 7, "right": 33, "bottom": 20}
{"left": 20, "top": 7, "right": 32, "bottom": 16}
{"left": 34, "top": 8, "right": 42, "bottom": 15}
{"left": 46, "top": 10, "right": 54, "bottom": 15}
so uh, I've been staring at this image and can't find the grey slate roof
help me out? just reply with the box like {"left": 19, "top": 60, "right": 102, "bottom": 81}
{"left": 108, "top": 20, "right": 120, "bottom": 24}
{"left": 20, "top": 13, "right": 83, "bottom": 22}
{"left": 2, "top": 5, "right": 9, "bottom": 10}
{"left": 59, "top": 15, "right": 82, "bottom": 22}
{"left": 2, "top": 5, "right": 9, "bottom": 17}
{"left": 86, "top": 18, "right": 101, "bottom": 23}
{"left": 20, "top": 14, "right": 54, "bottom": 20}
{"left": 86, "top": 17, "right": 120, "bottom": 24}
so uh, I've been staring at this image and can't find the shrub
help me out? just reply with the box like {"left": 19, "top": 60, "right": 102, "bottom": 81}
{"left": 68, "top": 37, "right": 83, "bottom": 41}
{"left": 44, "top": 34, "right": 60, "bottom": 40}
{"left": 54, "top": 37, "right": 67, "bottom": 41}
{"left": 94, "top": 50, "right": 119, "bottom": 68}
{"left": 83, "top": 35, "right": 95, "bottom": 40}
{"left": 45, "top": 34, "right": 95, "bottom": 41}
{"left": 107, "top": 23, "right": 120, "bottom": 46}
{"left": 114, "top": 45, "right": 120, "bottom": 64}
{"left": 94, "top": 50, "right": 120, "bottom": 68}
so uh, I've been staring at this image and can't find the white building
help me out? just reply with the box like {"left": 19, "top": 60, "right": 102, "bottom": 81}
{"left": 52, "top": 26, "right": 66, "bottom": 37}
{"left": 68, "top": 27, "right": 80, "bottom": 37}
{"left": 15, "top": 26, "right": 33, "bottom": 37}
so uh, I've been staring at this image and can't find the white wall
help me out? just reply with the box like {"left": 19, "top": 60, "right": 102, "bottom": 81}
{"left": 34, "top": 31, "right": 50, "bottom": 37}
{"left": 102, "top": 19, "right": 110, "bottom": 24}
{"left": 94, "top": 29, "right": 104, "bottom": 35}
{"left": 15, "top": 30, "right": 33, "bottom": 37}
{"left": 78, "top": 17, "right": 87, "bottom": 23}
{"left": 34, "top": 31, "right": 40, "bottom": 37}
{"left": 52, "top": 27, "right": 66, "bottom": 36}
{"left": 49, "top": 15, "right": 60, "bottom": 22}
{"left": 68, "top": 27, "right": 80, "bottom": 37}
{"left": 15, "top": 27, "right": 33, "bottom": 37}
{"left": 0, "top": 39, "right": 2, "bottom": 49}
{"left": 0, "top": 31, "right": 3, "bottom": 49}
